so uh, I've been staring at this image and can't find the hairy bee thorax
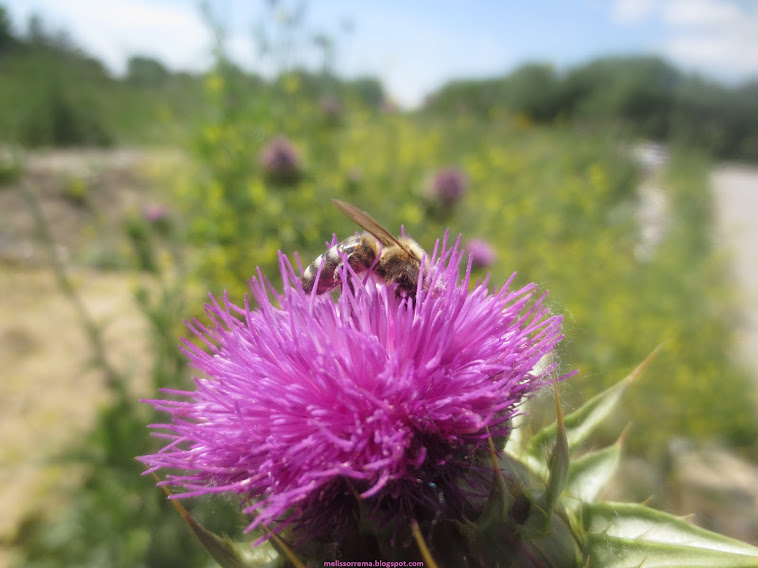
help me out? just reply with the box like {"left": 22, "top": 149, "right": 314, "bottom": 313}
{"left": 301, "top": 232, "right": 426, "bottom": 297}
{"left": 374, "top": 237, "right": 424, "bottom": 294}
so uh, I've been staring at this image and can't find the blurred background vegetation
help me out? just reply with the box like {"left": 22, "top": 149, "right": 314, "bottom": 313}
{"left": 1, "top": 1, "right": 757, "bottom": 566}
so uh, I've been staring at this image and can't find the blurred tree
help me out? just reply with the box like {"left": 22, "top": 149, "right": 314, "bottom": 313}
{"left": 26, "top": 13, "right": 45, "bottom": 44}
{"left": 423, "top": 77, "right": 504, "bottom": 116}
{"left": 424, "top": 55, "right": 758, "bottom": 162}
{"left": 501, "top": 63, "right": 561, "bottom": 121}
{"left": 0, "top": 5, "right": 16, "bottom": 53}
{"left": 20, "top": 84, "right": 112, "bottom": 147}
{"left": 345, "top": 76, "right": 385, "bottom": 107}
{"left": 562, "top": 56, "right": 680, "bottom": 137}
{"left": 126, "top": 55, "right": 170, "bottom": 86}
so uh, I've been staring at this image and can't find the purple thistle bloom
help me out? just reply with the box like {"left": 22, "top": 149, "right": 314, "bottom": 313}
{"left": 427, "top": 167, "right": 468, "bottom": 206}
{"left": 319, "top": 96, "right": 342, "bottom": 119}
{"left": 142, "top": 204, "right": 169, "bottom": 223}
{"left": 139, "top": 235, "right": 565, "bottom": 543}
{"left": 465, "top": 239, "right": 497, "bottom": 269}
{"left": 379, "top": 99, "right": 397, "bottom": 114}
{"left": 259, "top": 136, "right": 302, "bottom": 184}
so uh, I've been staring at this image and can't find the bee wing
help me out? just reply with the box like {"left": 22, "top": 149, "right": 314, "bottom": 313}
{"left": 332, "top": 199, "right": 411, "bottom": 253}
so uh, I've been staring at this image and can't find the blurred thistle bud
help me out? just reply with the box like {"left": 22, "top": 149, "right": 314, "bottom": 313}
{"left": 426, "top": 166, "right": 468, "bottom": 207}
{"left": 141, "top": 204, "right": 171, "bottom": 236}
{"left": 142, "top": 204, "right": 168, "bottom": 223}
{"left": 259, "top": 136, "right": 303, "bottom": 186}
{"left": 465, "top": 238, "right": 497, "bottom": 269}
{"left": 319, "top": 96, "right": 342, "bottom": 122}
{"left": 379, "top": 99, "right": 397, "bottom": 114}
{"left": 345, "top": 166, "right": 363, "bottom": 185}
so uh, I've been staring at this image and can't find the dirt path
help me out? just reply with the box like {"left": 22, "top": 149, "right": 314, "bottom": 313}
{"left": 712, "top": 164, "right": 758, "bottom": 381}
{"left": 633, "top": 146, "right": 758, "bottom": 383}
{"left": 0, "top": 148, "right": 181, "bottom": 567}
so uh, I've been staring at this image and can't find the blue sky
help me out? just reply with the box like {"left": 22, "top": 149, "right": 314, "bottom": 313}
{"left": 4, "top": 0, "right": 757, "bottom": 107}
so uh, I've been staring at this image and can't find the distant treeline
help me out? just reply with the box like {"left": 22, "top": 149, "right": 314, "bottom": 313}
{"left": 0, "top": 6, "right": 384, "bottom": 147}
{"left": 423, "top": 59, "right": 758, "bottom": 162}
{"left": 2, "top": 4, "right": 757, "bottom": 161}
{"left": 0, "top": 7, "right": 196, "bottom": 146}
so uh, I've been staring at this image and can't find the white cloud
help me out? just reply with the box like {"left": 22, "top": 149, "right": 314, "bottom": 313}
{"left": 658, "top": 0, "right": 758, "bottom": 79}
{"left": 9, "top": 0, "right": 212, "bottom": 74}
{"left": 661, "top": 0, "right": 742, "bottom": 27}
{"left": 661, "top": 27, "right": 758, "bottom": 76}
{"left": 613, "top": 0, "right": 758, "bottom": 81}
{"left": 330, "top": 7, "right": 509, "bottom": 108}
{"left": 612, "top": 0, "right": 656, "bottom": 23}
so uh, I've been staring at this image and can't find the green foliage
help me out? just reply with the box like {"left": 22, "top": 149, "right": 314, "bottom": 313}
{"left": 0, "top": 4, "right": 16, "bottom": 52}
{"left": 60, "top": 175, "right": 91, "bottom": 206}
{"left": 526, "top": 368, "right": 758, "bottom": 568}
{"left": 562, "top": 57, "right": 678, "bottom": 133}
{"left": 126, "top": 55, "right": 170, "bottom": 87}
{"left": 0, "top": 5, "right": 382, "bottom": 149}
{"left": 0, "top": 25, "right": 204, "bottom": 146}
{"left": 0, "top": 144, "right": 23, "bottom": 184}
{"left": 0, "top": 45, "right": 112, "bottom": 147}
{"left": 500, "top": 63, "right": 562, "bottom": 121}
{"left": 425, "top": 56, "right": 758, "bottom": 162}
{"left": 620, "top": 148, "right": 757, "bottom": 452}
{"left": 22, "top": 85, "right": 112, "bottom": 147}
{"left": 582, "top": 502, "right": 758, "bottom": 567}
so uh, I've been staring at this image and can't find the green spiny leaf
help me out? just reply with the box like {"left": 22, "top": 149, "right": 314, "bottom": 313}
{"left": 477, "top": 435, "right": 514, "bottom": 530}
{"left": 583, "top": 501, "right": 758, "bottom": 567}
{"left": 583, "top": 534, "right": 758, "bottom": 567}
{"left": 564, "top": 431, "right": 624, "bottom": 513}
{"left": 543, "top": 380, "right": 570, "bottom": 523}
{"left": 170, "top": 499, "right": 275, "bottom": 568}
{"left": 525, "top": 513, "right": 582, "bottom": 568}
{"left": 528, "top": 346, "right": 661, "bottom": 459}
{"left": 156, "top": 476, "right": 280, "bottom": 568}
{"left": 260, "top": 526, "right": 306, "bottom": 568}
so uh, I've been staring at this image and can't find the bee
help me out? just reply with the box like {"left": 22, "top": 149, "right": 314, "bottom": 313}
{"left": 301, "top": 200, "right": 427, "bottom": 298}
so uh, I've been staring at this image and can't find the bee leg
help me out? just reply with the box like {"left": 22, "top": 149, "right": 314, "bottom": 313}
{"left": 335, "top": 252, "right": 360, "bottom": 298}
{"left": 341, "top": 275, "right": 357, "bottom": 299}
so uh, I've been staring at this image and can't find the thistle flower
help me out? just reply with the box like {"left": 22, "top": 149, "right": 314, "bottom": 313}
{"left": 319, "top": 96, "right": 342, "bottom": 121}
{"left": 426, "top": 167, "right": 468, "bottom": 206}
{"left": 465, "top": 238, "right": 497, "bottom": 269}
{"left": 139, "top": 235, "right": 564, "bottom": 551}
{"left": 259, "top": 136, "right": 302, "bottom": 185}
{"left": 379, "top": 99, "right": 397, "bottom": 114}
{"left": 142, "top": 204, "right": 169, "bottom": 223}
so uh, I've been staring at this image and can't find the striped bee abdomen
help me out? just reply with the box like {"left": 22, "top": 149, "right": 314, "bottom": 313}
{"left": 301, "top": 234, "right": 378, "bottom": 294}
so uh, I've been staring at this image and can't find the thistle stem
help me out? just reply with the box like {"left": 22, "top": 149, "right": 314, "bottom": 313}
{"left": 19, "top": 181, "right": 123, "bottom": 391}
